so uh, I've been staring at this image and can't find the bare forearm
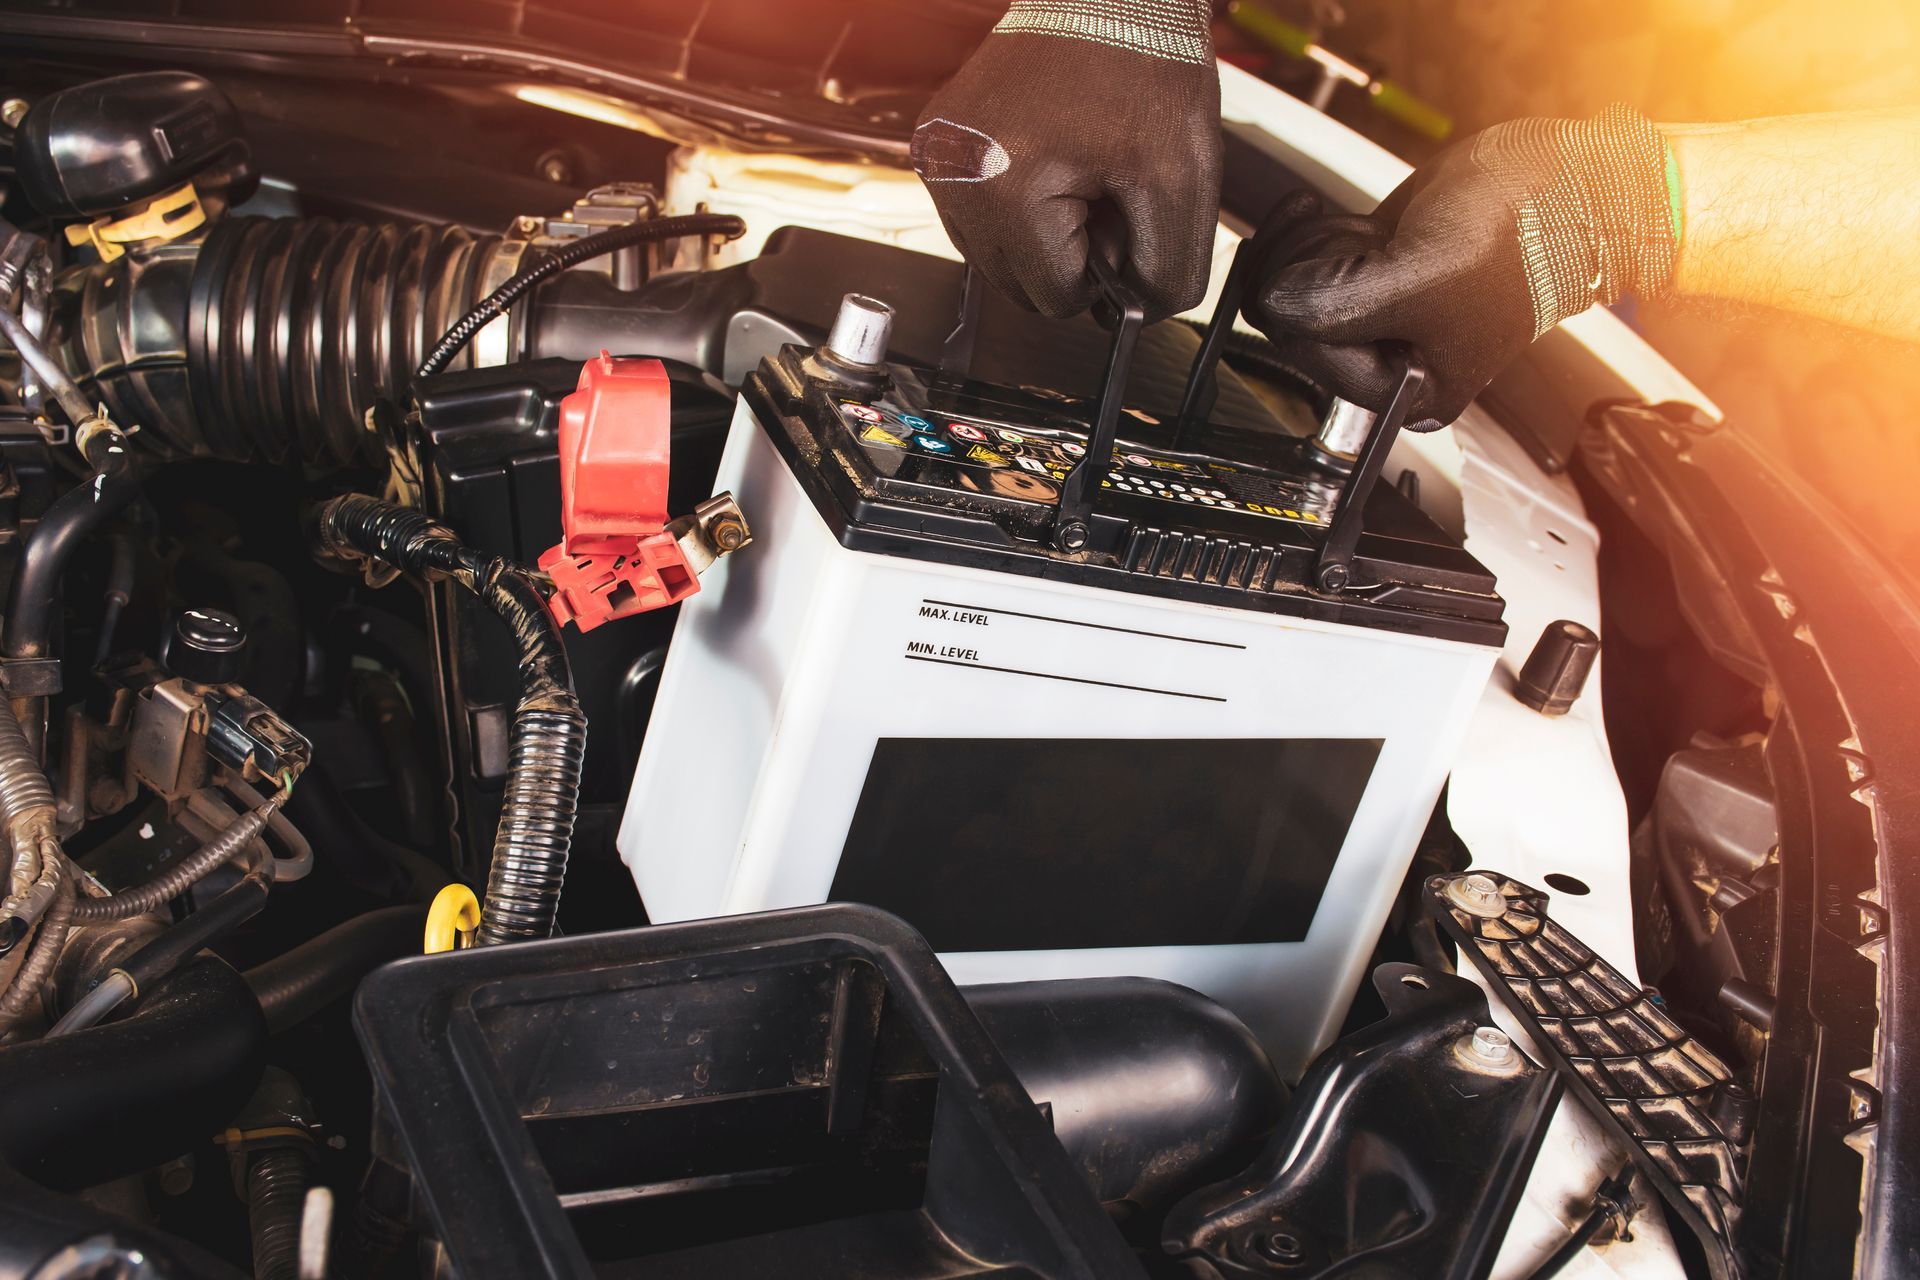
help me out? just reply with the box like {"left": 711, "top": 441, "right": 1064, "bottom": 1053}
{"left": 1664, "top": 110, "right": 1920, "bottom": 340}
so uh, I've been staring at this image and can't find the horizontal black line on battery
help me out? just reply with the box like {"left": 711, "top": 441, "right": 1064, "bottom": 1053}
{"left": 902, "top": 653, "right": 1227, "bottom": 703}
{"left": 918, "top": 600, "right": 1247, "bottom": 650}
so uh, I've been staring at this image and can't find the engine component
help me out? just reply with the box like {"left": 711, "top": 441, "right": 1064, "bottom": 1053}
{"left": 160, "top": 606, "right": 247, "bottom": 686}
{"left": 62, "top": 214, "right": 543, "bottom": 464}
{"left": 965, "top": 977, "right": 1287, "bottom": 1215}
{"left": 1164, "top": 963, "right": 1561, "bottom": 1278}
{"left": 0, "top": 419, "right": 138, "bottom": 706}
{"left": 0, "top": 222, "right": 94, "bottom": 431}
{"left": 205, "top": 690, "right": 310, "bottom": 785}
{"left": 536, "top": 352, "right": 750, "bottom": 633}
{"left": 12, "top": 72, "right": 254, "bottom": 223}
{"left": 313, "top": 495, "right": 584, "bottom": 943}
{"left": 0, "top": 1163, "right": 249, "bottom": 1280}
{"left": 353, "top": 903, "right": 1146, "bottom": 1278}
{"left": 0, "top": 954, "right": 266, "bottom": 1191}
{"left": 413, "top": 213, "right": 744, "bottom": 382}
{"left": 67, "top": 789, "right": 279, "bottom": 925}
{"left": 621, "top": 275, "right": 1506, "bottom": 1076}
{"left": 122, "top": 655, "right": 311, "bottom": 800}
{"left": 1428, "top": 870, "right": 1748, "bottom": 1280}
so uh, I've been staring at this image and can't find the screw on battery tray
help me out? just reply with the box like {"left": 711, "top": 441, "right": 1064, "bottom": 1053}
{"left": 1057, "top": 520, "right": 1090, "bottom": 551}
{"left": 1469, "top": 1026, "right": 1516, "bottom": 1067}
{"left": 1454, "top": 1023, "right": 1524, "bottom": 1076}
{"left": 1445, "top": 872, "right": 1507, "bottom": 919}
{"left": 1317, "top": 562, "right": 1350, "bottom": 592}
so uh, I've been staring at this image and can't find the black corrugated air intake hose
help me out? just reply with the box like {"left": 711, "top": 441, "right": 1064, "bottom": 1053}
{"left": 313, "top": 495, "right": 583, "bottom": 943}
{"left": 63, "top": 218, "right": 537, "bottom": 464}
{"left": 58, "top": 212, "right": 745, "bottom": 464}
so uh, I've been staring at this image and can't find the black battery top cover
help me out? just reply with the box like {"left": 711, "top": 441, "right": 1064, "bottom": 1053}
{"left": 748, "top": 346, "right": 1506, "bottom": 648}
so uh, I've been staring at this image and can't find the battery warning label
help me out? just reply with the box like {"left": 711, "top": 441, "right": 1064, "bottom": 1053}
{"left": 836, "top": 400, "right": 1336, "bottom": 526}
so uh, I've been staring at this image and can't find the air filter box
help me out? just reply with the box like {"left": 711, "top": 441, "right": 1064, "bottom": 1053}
{"left": 620, "top": 295, "right": 1504, "bottom": 1077}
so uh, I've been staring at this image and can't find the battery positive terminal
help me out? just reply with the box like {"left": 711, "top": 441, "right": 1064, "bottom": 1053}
{"left": 537, "top": 352, "right": 750, "bottom": 632}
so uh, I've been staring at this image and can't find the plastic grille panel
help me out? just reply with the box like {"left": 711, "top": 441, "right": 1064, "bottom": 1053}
{"left": 1427, "top": 871, "right": 1746, "bottom": 1280}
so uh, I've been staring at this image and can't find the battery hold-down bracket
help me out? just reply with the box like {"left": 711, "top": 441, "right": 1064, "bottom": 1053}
{"left": 537, "top": 352, "right": 751, "bottom": 632}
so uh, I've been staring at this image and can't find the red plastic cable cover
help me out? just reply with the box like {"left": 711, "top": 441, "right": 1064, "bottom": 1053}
{"left": 537, "top": 352, "right": 700, "bottom": 632}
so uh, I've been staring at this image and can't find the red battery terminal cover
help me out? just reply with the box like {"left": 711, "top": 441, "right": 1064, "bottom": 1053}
{"left": 538, "top": 352, "right": 700, "bottom": 633}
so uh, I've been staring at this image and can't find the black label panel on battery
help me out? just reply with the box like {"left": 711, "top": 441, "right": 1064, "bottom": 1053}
{"left": 833, "top": 737, "right": 1382, "bottom": 951}
{"left": 836, "top": 399, "right": 1338, "bottom": 526}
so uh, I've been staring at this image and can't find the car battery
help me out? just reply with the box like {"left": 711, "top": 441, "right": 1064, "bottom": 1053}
{"left": 620, "top": 268, "right": 1505, "bottom": 1078}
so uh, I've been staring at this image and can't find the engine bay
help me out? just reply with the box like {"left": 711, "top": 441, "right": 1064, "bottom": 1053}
{"left": 0, "top": 50, "right": 1890, "bottom": 1280}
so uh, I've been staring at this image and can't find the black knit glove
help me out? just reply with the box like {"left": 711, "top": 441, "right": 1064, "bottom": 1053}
{"left": 1246, "top": 105, "right": 1679, "bottom": 425}
{"left": 912, "top": 0, "right": 1221, "bottom": 322}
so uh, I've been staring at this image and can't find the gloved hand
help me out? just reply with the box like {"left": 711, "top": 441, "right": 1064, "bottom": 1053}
{"left": 912, "top": 0, "right": 1221, "bottom": 323}
{"left": 1246, "top": 105, "right": 1680, "bottom": 426}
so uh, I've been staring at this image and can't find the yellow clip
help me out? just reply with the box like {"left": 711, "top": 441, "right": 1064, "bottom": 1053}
{"left": 64, "top": 183, "right": 207, "bottom": 263}
{"left": 424, "top": 883, "right": 481, "bottom": 954}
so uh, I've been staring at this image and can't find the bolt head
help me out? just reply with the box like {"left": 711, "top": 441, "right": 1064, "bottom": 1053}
{"left": 1058, "top": 521, "right": 1089, "bottom": 551}
{"left": 1251, "top": 1231, "right": 1305, "bottom": 1266}
{"left": 1471, "top": 1026, "right": 1514, "bottom": 1063}
{"left": 0, "top": 99, "right": 28, "bottom": 129}
{"left": 711, "top": 517, "right": 747, "bottom": 552}
{"left": 1447, "top": 872, "right": 1508, "bottom": 919}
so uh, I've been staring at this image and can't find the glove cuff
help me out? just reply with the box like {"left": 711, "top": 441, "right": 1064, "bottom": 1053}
{"left": 1479, "top": 105, "right": 1678, "bottom": 338}
{"left": 1567, "top": 104, "right": 1678, "bottom": 306}
{"left": 992, "top": 0, "right": 1214, "bottom": 66}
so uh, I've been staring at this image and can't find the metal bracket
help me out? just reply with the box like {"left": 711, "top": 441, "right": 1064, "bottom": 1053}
{"left": 1163, "top": 198, "right": 1428, "bottom": 594}
{"left": 0, "top": 656, "right": 62, "bottom": 697}
{"left": 1164, "top": 962, "right": 1561, "bottom": 1278}
{"left": 1170, "top": 197, "right": 1327, "bottom": 449}
{"left": 939, "top": 264, "right": 983, "bottom": 378}
{"left": 1427, "top": 870, "right": 1747, "bottom": 1280}
{"left": 1313, "top": 351, "right": 1425, "bottom": 592}
{"left": 1050, "top": 254, "right": 1143, "bottom": 553}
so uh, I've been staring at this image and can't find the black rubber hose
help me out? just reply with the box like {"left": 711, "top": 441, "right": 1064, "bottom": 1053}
{"left": 116, "top": 856, "right": 273, "bottom": 994}
{"left": 0, "top": 955, "right": 267, "bottom": 1191}
{"left": 414, "top": 213, "right": 745, "bottom": 380}
{"left": 313, "top": 495, "right": 584, "bottom": 942}
{"left": 1, "top": 430, "right": 141, "bottom": 666}
{"left": 244, "top": 904, "right": 426, "bottom": 1034}
{"left": 93, "top": 531, "right": 135, "bottom": 666}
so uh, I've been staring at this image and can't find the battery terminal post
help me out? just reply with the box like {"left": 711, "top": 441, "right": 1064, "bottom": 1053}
{"left": 538, "top": 352, "right": 751, "bottom": 632}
